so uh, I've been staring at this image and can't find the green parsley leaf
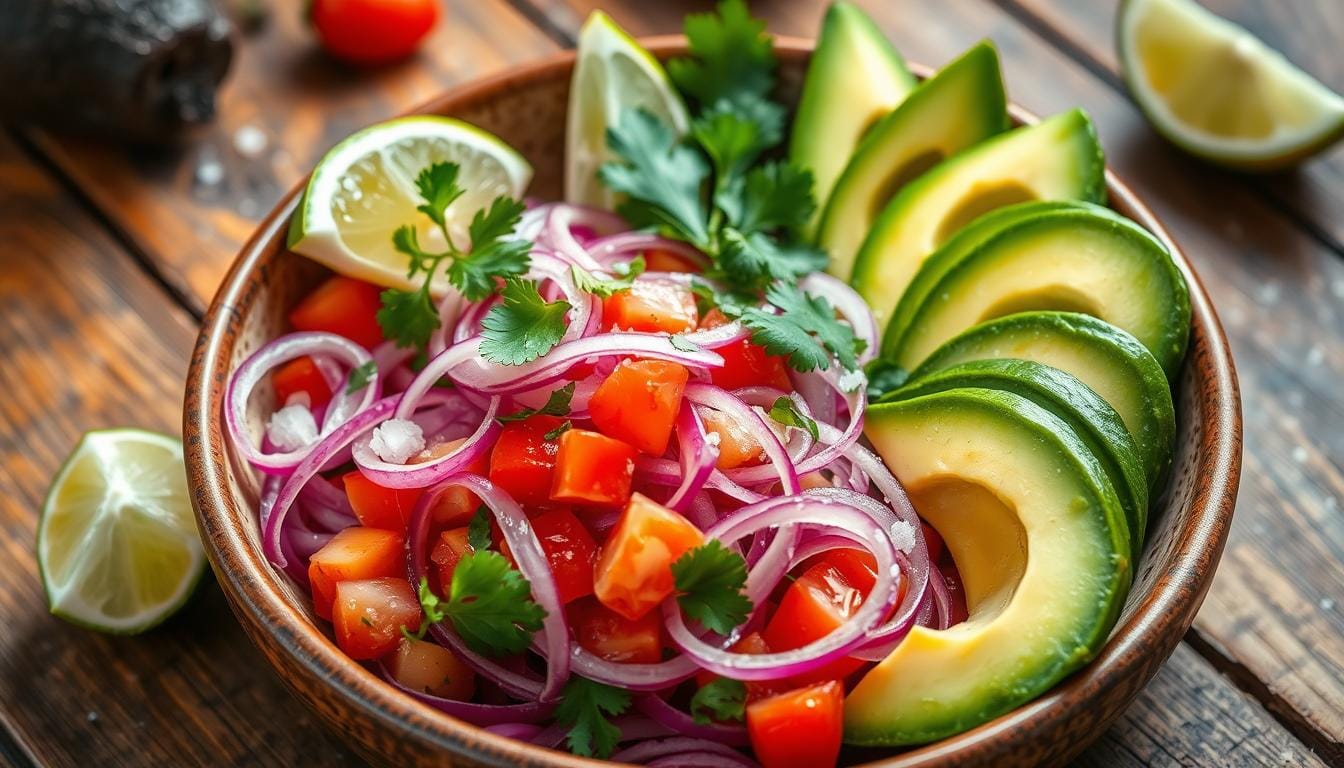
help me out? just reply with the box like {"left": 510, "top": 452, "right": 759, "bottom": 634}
{"left": 692, "top": 108, "right": 767, "bottom": 198}
{"left": 498, "top": 382, "right": 576, "bottom": 423}
{"left": 768, "top": 396, "right": 819, "bottom": 441}
{"left": 571, "top": 256, "right": 647, "bottom": 298}
{"left": 671, "top": 540, "right": 752, "bottom": 634}
{"left": 741, "top": 282, "right": 864, "bottom": 372}
{"left": 378, "top": 285, "right": 440, "bottom": 352}
{"left": 467, "top": 506, "right": 493, "bottom": 552}
{"left": 345, "top": 360, "right": 378, "bottom": 395}
{"left": 413, "top": 162, "right": 465, "bottom": 229}
{"left": 479, "top": 279, "right": 571, "bottom": 365}
{"left": 543, "top": 420, "right": 572, "bottom": 441}
{"left": 689, "top": 678, "right": 746, "bottom": 725}
{"left": 732, "top": 161, "right": 817, "bottom": 235}
{"left": 468, "top": 194, "right": 528, "bottom": 246}
{"left": 448, "top": 239, "right": 531, "bottom": 301}
{"left": 419, "top": 551, "right": 546, "bottom": 656}
{"left": 668, "top": 0, "right": 777, "bottom": 111}
{"left": 669, "top": 334, "right": 702, "bottom": 353}
{"left": 716, "top": 229, "right": 827, "bottom": 290}
{"left": 555, "top": 677, "right": 631, "bottom": 759}
{"left": 600, "top": 108, "right": 710, "bottom": 246}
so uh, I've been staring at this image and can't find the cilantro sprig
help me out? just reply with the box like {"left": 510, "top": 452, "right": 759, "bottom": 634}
{"left": 498, "top": 382, "right": 575, "bottom": 423}
{"left": 410, "top": 551, "right": 546, "bottom": 656}
{"left": 571, "top": 256, "right": 646, "bottom": 298}
{"left": 479, "top": 278, "right": 571, "bottom": 365}
{"left": 466, "top": 506, "right": 493, "bottom": 552}
{"left": 344, "top": 360, "right": 377, "bottom": 395}
{"left": 671, "top": 539, "right": 753, "bottom": 634}
{"left": 768, "top": 396, "right": 819, "bottom": 440}
{"left": 690, "top": 678, "right": 747, "bottom": 725}
{"left": 555, "top": 677, "right": 631, "bottom": 759}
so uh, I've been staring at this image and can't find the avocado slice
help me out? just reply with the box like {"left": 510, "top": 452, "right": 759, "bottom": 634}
{"left": 789, "top": 2, "right": 917, "bottom": 238}
{"left": 883, "top": 201, "right": 1191, "bottom": 380}
{"left": 909, "top": 311, "right": 1176, "bottom": 491}
{"left": 850, "top": 109, "right": 1106, "bottom": 332}
{"left": 847, "top": 389, "right": 1131, "bottom": 745}
{"left": 884, "top": 359, "right": 1149, "bottom": 552}
{"left": 818, "top": 41, "right": 1009, "bottom": 279}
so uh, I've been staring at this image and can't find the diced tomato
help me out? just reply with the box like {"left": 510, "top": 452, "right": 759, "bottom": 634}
{"left": 550, "top": 429, "right": 639, "bottom": 507}
{"left": 589, "top": 360, "right": 689, "bottom": 455}
{"left": 332, "top": 577, "right": 422, "bottom": 660}
{"left": 272, "top": 356, "right": 333, "bottom": 408}
{"left": 568, "top": 597, "right": 664, "bottom": 664}
{"left": 642, "top": 248, "right": 701, "bottom": 274}
{"left": 747, "top": 681, "right": 844, "bottom": 768}
{"left": 489, "top": 415, "right": 564, "bottom": 508}
{"left": 308, "top": 527, "right": 405, "bottom": 620}
{"left": 343, "top": 470, "right": 423, "bottom": 531}
{"left": 413, "top": 438, "right": 488, "bottom": 528}
{"left": 603, "top": 281, "right": 698, "bottom": 334}
{"left": 699, "top": 308, "right": 791, "bottom": 391}
{"left": 922, "top": 521, "right": 945, "bottom": 564}
{"left": 819, "top": 549, "right": 878, "bottom": 595}
{"left": 699, "top": 408, "right": 764, "bottom": 470}
{"left": 288, "top": 275, "right": 385, "bottom": 349}
{"left": 693, "top": 631, "right": 789, "bottom": 703}
{"left": 430, "top": 527, "right": 473, "bottom": 592}
{"left": 763, "top": 559, "right": 868, "bottom": 685}
{"left": 385, "top": 637, "right": 476, "bottom": 700}
{"left": 593, "top": 493, "right": 704, "bottom": 620}
{"left": 531, "top": 508, "right": 598, "bottom": 604}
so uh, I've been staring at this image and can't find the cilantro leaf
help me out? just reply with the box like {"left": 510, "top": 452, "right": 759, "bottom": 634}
{"left": 716, "top": 229, "right": 827, "bottom": 289}
{"left": 543, "top": 420, "right": 572, "bottom": 441}
{"left": 344, "top": 360, "right": 377, "bottom": 395}
{"left": 378, "top": 285, "right": 440, "bottom": 352}
{"left": 469, "top": 195, "right": 527, "bottom": 245}
{"left": 498, "top": 382, "right": 576, "bottom": 423}
{"left": 741, "top": 282, "right": 863, "bottom": 372}
{"left": 479, "top": 279, "right": 571, "bottom": 365}
{"left": 413, "top": 162, "right": 464, "bottom": 229}
{"left": 689, "top": 678, "right": 746, "bottom": 725}
{"left": 449, "top": 238, "right": 531, "bottom": 301}
{"left": 768, "top": 396, "right": 818, "bottom": 441}
{"left": 671, "top": 540, "right": 752, "bottom": 634}
{"left": 422, "top": 551, "right": 546, "bottom": 656}
{"left": 467, "top": 506, "right": 493, "bottom": 552}
{"left": 600, "top": 108, "right": 710, "bottom": 246}
{"left": 571, "top": 256, "right": 646, "bottom": 298}
{"left": 669, "top": 334, "right": 702, "bottom": 353}
{"left": 733, "top": 161, "right": 817, "bottom": 235}
{"left": 555, "top": 677, "right": 631, "bottom": 759}
{"left": 692, "top": 108, "right": 768, "bottom": 197}
{"left": 668, "top": 0, "right": 777, "bottom": 111}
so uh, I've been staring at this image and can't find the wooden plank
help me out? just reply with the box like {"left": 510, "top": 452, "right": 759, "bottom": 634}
{"left": 998, "top": 0, "right": 1344, "bottom": 251}
{"left": 524, "top": 0, "right": 1344, "bottom": 760}
{"left": 24, "top": 0, "right": 560, "bottom": 313}
{"left": 0, "top": 134, "right": 359, "bottom": 766}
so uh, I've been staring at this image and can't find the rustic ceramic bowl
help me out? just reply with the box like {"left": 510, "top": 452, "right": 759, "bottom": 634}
{"left": 184, "top": 37, "right": 1243, "bottom": 767}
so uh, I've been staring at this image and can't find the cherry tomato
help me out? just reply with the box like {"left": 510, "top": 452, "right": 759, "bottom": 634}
{"left": 272, "top": 356, "right": 332, "bottom": 408}
{"left": 699, "top": 308, "right": 791, "bottom": 391}
{"left": 332, "top": 577, "right": 422, "bottom": 660}
{"left": 429, "top": 526, "right": 473, "bottom": 593}
{"left": 288, "top": 276, "right": 385, "bottom": 349}
{"left": 343, "top": 470, "right": 423, "bottom": 531}
{"left": 603, "top": 281, "right": 698, "bottom": 334}
{"left": 385, "top": 637, "right": 476, "bottom": 700}
{"left": 746, "top": 681, "right": 844, "bottom": 768}
{"left": 311, "top": 0, "right": 439, "bottom": 65}
{"left": 593, "top": 493, "right": 703, "bottom": 620}
{"left": 489, "top": 415, "right": 564, "bottom": 508}
{"left": 309, "top": 526, "right": 405, "bottom": 620}
{"left": 589, "top": 359, "right": 689, "bottom": 455}
{"left": 568, "top": 597, "right": 664, "bottom": 664}
{"left": 550, "top": 429, "right": 639, "bottom": 507}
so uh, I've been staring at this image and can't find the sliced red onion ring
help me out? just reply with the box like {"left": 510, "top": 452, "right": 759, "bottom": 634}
{"left": 664, "top": 405, "right": 718, "bottom": 512}
{"left": 226, "top": 332, "right": 375, "bottom": 474}
{"left": 684, "top": 384, "right": 799, "bottom": 495}
{"left": 376, "top": 661, "right": 556, "bottom": 725}
{"left": 801, "top": 272, "right": 878, "bottom": 366}
{"left": 484, "top": 723, "right": 544, "bottom": 740}
{"left": 352, "top": 397, "right": 500, "bottom": 489}
{"left": 648, "top": 753, "right": 758, "bottom": 768}
{"left": 726, "top": 370, "right": 865, "bottom": 487}
{"left": 633, "top": 695, "right": 749, "bottom": 747}
{"left": 611, "top": 737, "right": 755, "bottom": 766}
{"left": 567, "top": 647, "right": 699, "bottom": 692}
{"left": 394, "top": 338, "right": 483, "bottom": 420}
{"left": 539, "top": 204, "right": 622, "bottom": 271}
{"left": 531, "top": 715, "right": 673, "bottom": 751}
{"left": 586, "top": 232, "right": 709, "bottom": 269}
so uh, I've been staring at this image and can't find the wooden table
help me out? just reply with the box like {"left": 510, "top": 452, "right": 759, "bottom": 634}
{"left": 0, "top": 1, "right": 1339, "bottom": 765}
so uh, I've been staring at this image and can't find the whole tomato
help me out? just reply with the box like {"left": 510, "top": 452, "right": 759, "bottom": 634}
{"left": 311, "top": 0, "right": 440, "bottom": 65}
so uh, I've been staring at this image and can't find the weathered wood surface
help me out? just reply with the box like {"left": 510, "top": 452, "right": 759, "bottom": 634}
{"left": 1, "top": 0, "right": 1341, "bottom": 765}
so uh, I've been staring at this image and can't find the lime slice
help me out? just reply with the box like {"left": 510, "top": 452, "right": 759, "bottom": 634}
{"left": 38, "top": 429, "right": 204, "bottom": 634}
{"left": 565, "top": 11, "right": 690, "bottom": 208}
{"left": 1118, "top": 0, "right": 1344, "bottom": 170}
{"left": 288, "top": 116, "right": 533, "bottom": 290}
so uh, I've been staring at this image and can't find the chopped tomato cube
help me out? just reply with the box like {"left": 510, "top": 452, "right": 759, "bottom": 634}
{"left": 429, "top": 527, "right": 473, "bottom": 593}
{"left": 550, "top": 429, "right": 639, "bottom": 507}
{"left": 343, "top": 470, "right": 423, "bottom": 531}
{"left": 568, "top": 597, "right": 664, "bottom": 664}
{"left": 642, "top": 248, "right": 701, "bottom": 274}
{"left": 603, "top": 281, "right": 698, "bottom": 334}
{"left": 693, "top": 631, "right": 789, "bottom": 703}
{"left": 308, "top": 527, "right": 405, "bottom": 620}
{"left": 700, "top": 308, "right": 791, "bottom": 391}
{"left": 525, "top": 508, "right": 598, "bottom": 604}
{"left": 746, "top": 681, "right": 844, "bottom": 768}
{"left": 288, "top": 275, "right": 385, "bottom": 349}
{"left": 489, "top": 415, "right": 564, "bottom": 508}
{"left": 700, "top": 408, "right": 764, "bottom": 470}
{"left": 272, "top": 356, "right": 333, "bottom": 408}
{"left": 413, "top": 438, "right": 488, "bottom": 527}
{"left": 589, "top": 360, "right": 689, "bottom": 455}
{"left": 332, "top": 577, "right": 422, "bottom": 660}
{"left": 762, "top": 558, "right": 868, "bottom": 685}
{"left": 385, "top": 637, "right": 476, "bottom": 700}
{"left": 593, "top": 493, "right": 704, "bottom": 620}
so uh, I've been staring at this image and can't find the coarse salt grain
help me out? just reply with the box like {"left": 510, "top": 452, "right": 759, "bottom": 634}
{"left": 266, "top": 404, "right": 318, "bottom": 451}
{"left": 369, "top": 418, "right": 426, "bottom": 464}
{"left": 890, "top": 520, "right": 916, "bottom": 554}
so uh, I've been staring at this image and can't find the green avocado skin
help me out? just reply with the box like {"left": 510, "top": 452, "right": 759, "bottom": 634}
{"left": 0, "top": 0, "right": 233, "bottom": 141}
{"left": 884, "top": 358, "right": 1150, "bottom": 553}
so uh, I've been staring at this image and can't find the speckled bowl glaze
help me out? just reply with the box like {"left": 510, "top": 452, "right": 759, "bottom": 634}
{"left": 184, "top": 36, "right": 1243, "bottom": 768}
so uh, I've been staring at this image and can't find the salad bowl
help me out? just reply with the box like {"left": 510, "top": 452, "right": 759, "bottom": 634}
{"left": 183, "top": 36, "right": 1242, "bottom": 768}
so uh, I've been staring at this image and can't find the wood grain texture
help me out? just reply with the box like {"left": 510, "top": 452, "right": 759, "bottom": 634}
{"left": 0, "top": 133, "right": 360, "bottom": 767}
{"left": 21, "top": 0, "right": 559, "bottom": 314}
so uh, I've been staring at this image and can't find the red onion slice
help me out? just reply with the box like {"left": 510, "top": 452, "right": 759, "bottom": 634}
{"left": 633, "top": 695, "right": 749, "bottom": 747}
{"left": 352, "top": 397, "right": 500, "bottom": 489}
{"left": 375, "top": 661, "right": 556, "bottom": 725}
{"left": 664, "top": 405, "right": 718, "bottom": 512}
{"left": 684, "top": 384, "right": 799, "bottom": 495}
{"left": 611, "top": 736, "right": 755, "bottom": 766}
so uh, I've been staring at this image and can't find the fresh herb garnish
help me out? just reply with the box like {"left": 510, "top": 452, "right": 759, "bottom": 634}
{"left": 669, "top": 333, "right": 702, "bottom": 353}
{"left": 689, "top": 678, "right": 747, "bottom": 724}
{"left": 344, "top": 360, "right": 378, "bottom": 395}
{"left": 555, "top": 677, "right": 632, "bottom": 759}
{"left": 498, "top": 382, "right": 576, "bottom": 423}
{"left": 467, "top": 505, "right": 493, "bottom": 552}
{"left": 479, "top": 278, "right": 571, "bottom": 365}
{"left": 375, "top": 161, "right": 532, "bottom": 354}
{"left": 671, "top": 539, "right": 753, "bottom": 634}
{"left": 739, "top": 282, "right": 865, "bottom": 372}
{"left": 571, "top": 256, "right": 646, "bottom": 298}
{"left": 410, "top": 553, "right": 546, "bottom": 656}
{"left": 543, "top": 420, "right": 573, "bottom": 441}
{"left": 768, "top": 396, "right": 819, "bottom": 441}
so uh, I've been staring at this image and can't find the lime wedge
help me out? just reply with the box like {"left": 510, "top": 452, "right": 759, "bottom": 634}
{"left": 38, "top": 429, "right": 204, "bottom": 634}
{"left": 565, "top": 11, "right": 690, "bottom": 208}
{"left": 1118, "top": 0, "right": 1344, "bottom": 170}
{"left": 288, "top": 116, "right": 533, "bottom": 290}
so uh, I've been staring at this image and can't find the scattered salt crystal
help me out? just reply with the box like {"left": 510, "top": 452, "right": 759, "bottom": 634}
{"left": 890, "top": 520, "right": 916, "bottom": 554}
{"left": 704, "top": 431, "right": 722, "bottom": 448}
{"left": 266, "top": 404, "right": 318, "bottom": 451}
{"left": 369, "top": 419, "right": 425, "bottom": 464}
{"left": 233, "top": 124, "right": 268, "bottom": 158}
{"left": 839, "top": 368, "right": 867, "bottom": 393}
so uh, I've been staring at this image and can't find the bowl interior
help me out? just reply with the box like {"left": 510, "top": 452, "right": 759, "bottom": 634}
{"left": 188, "top": 38, "right": 1240, "bottom": 768}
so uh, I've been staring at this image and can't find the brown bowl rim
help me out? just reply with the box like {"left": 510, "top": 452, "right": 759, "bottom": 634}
{"left": 184, "top": 36, "right": 1243, "bottom": 767}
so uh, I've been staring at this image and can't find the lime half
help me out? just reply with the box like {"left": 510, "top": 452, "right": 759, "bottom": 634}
{"left": 1119, "top": 0, "right": 1344, "bottom": 171}
{"left": 565, "top": 11, "right": 690, "bottom": 208}
{"left": 288, "top": 116, "right": 533, "bottom": 290}
{"left": 38, "top": 429, "right": 204, "bottom": 634}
